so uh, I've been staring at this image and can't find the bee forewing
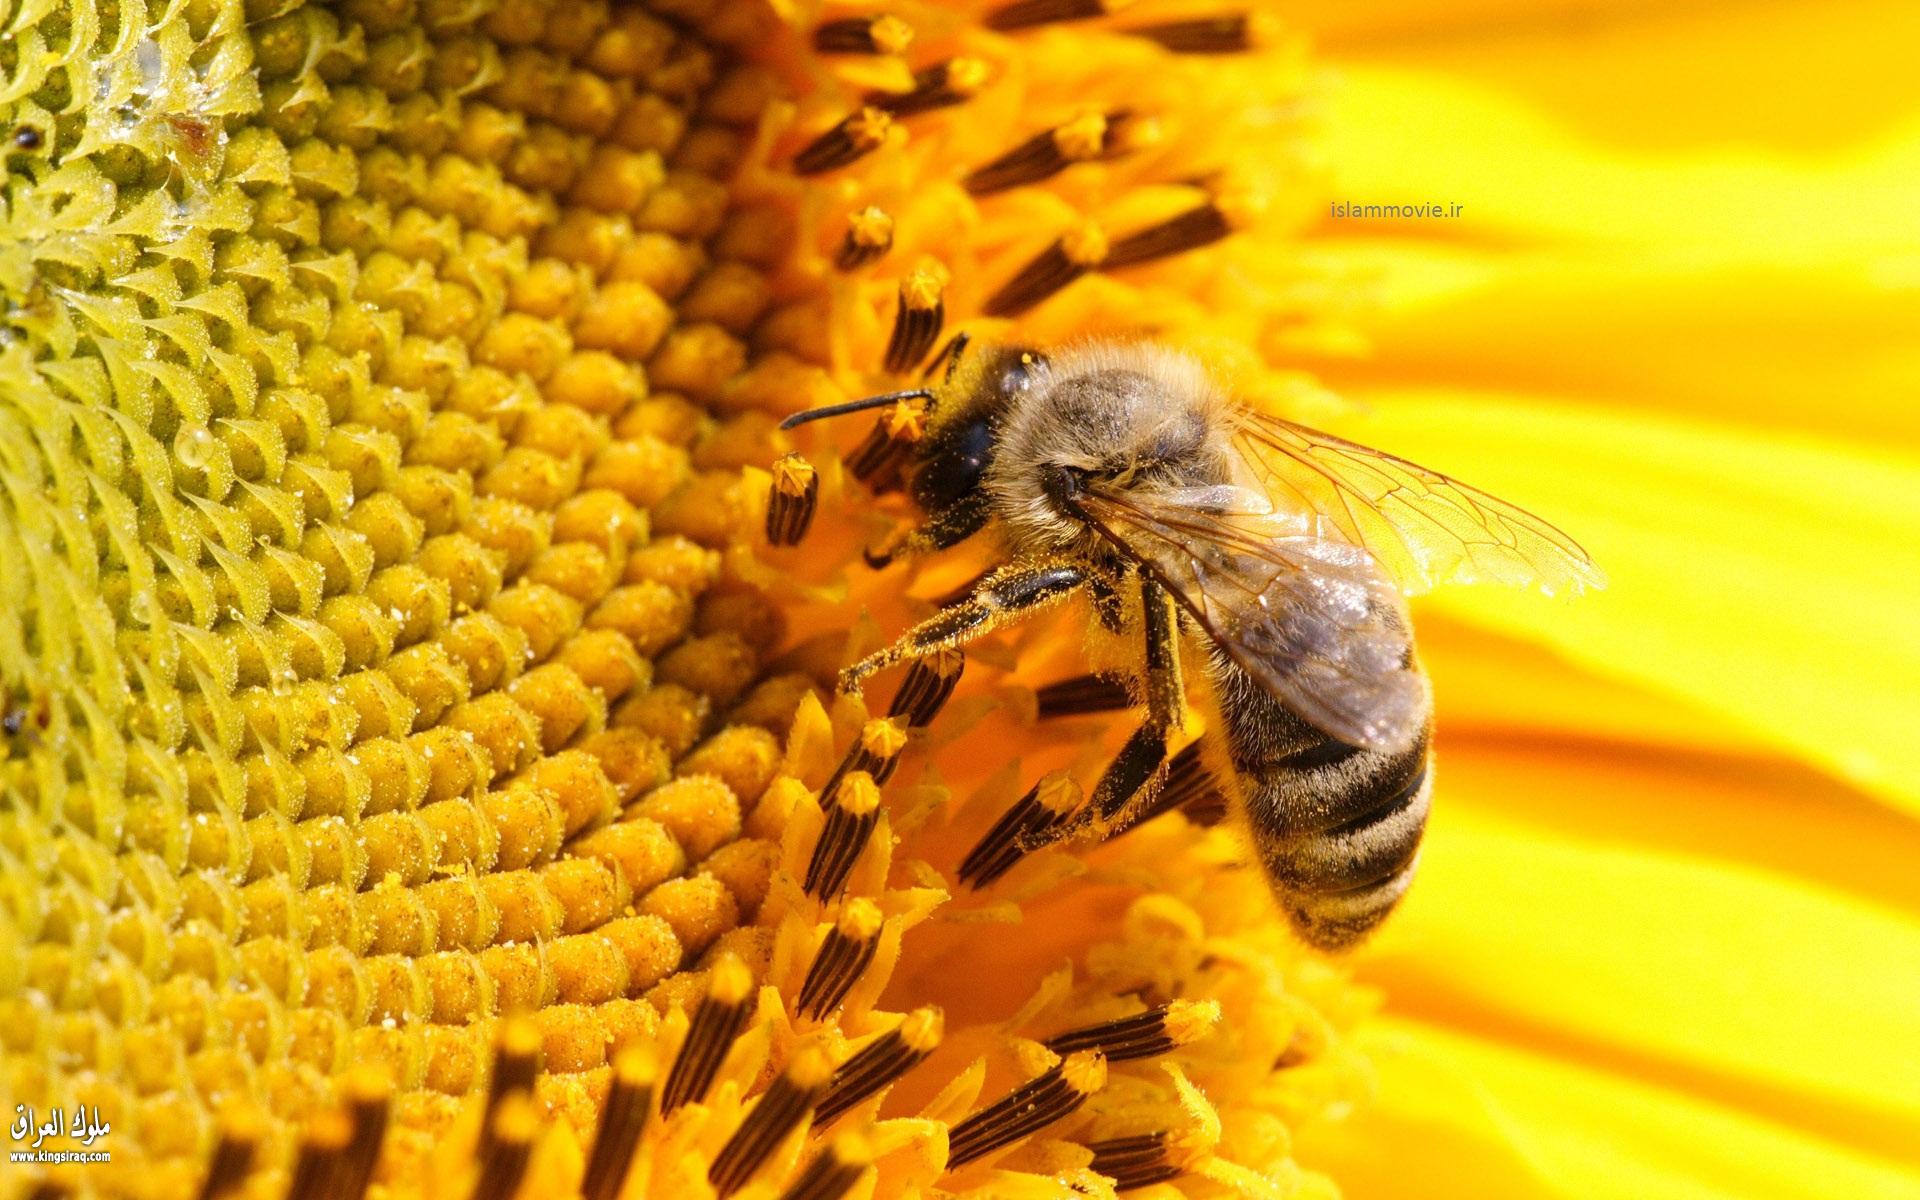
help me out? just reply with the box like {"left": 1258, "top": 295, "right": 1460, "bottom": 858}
{"left": 1230, "top": 410, "right": 1605, "bottom": 597}
{"left": 1076, "top": 486, "right": 1426, "bottom": 753}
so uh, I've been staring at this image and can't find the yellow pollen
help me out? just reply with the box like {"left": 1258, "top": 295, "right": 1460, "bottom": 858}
{"left": 1062, "top": 223, "right": 1112, "bottom": 267}
{"left": 1053, "top": 112, "right": 1110, "bottom": 161}
{"left": 1060, "top": 1050, "right": 1108, "bottom": 1095}
{"left": 900, "top": 1006, "right": 946, "bottom": 1053}
{"left": 859, "top": 716, "right": 911, "bottom": 758}
{"left": 946, "top": 58, "right": 993, "bottom": 96}
{"left": 837, "top": 896, "right": 885, "bottom": 940}
{"left": 786, "top": 1043, "right": 836, "bottom": 1090}
{"left": 1164, "top": 998, "right": 1222, "bottom": 1045}
{"left": 835, "top": 771, "right": 882, "bottom": 817}
{"left": 883, "top": 400, "right": 929, "bottom": 440}
{"left": 1036, "top": 770, "right": 1085, "bottom": 815}
{"left": 901, "top": 262, "right": 950, "bottom": 312}
{"left": 849, "top": 106, "right": 894, "bottom": 149}
{"left": 869, "top": 15, "right": 914, "bottom": 56}
{"left": 708, "top": 953, "right": 754, "bottom": 1007}
{"left": 771, "top": 453, "right": 817, "bottom": 498}
{"left": 848, "top": 205, "right": 896, "bottom": 248}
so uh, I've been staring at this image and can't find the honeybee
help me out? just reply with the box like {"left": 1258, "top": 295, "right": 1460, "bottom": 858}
{"left": 780, "top": 338, "right": 1600, "bottom": 949}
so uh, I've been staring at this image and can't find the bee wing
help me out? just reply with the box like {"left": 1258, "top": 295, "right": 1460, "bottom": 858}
{"left": 1232, "top": 410, "right": 1604, "bottom": 596}
{"left": 1077, "top": 483, "right": 1425, "bottom": 751}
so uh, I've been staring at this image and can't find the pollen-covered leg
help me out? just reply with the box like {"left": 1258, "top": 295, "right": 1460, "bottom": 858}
{"left": 838, "top": 562, "right": 1086, "bottom": 693}
{"left": 962, "top": 576, "right": 1184, "bottom": 887}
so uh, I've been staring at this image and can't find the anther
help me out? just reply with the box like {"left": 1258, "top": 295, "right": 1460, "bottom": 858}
{"left": 984, "top": 224, "right": 1109, "bottom": 316}
{"left": 779, "top": 1131, "right": 874, "bottom": 1200}
{"left": 797, "top": 898, "right": 886, "bottom": 1020}
{"left": 883, "top": 263, "right": 948, "bottom": 374}
{"left": 1127, "top": 741, "right": 1227, "bottom": 829}
{"left": 821, "top": 717, "right": 911, "bottom": 796}
{"left": 1103, "top": 202, "right": 1232, "bottom": 268}
{"left": 1086, "top": 1132, "right": 1182, "bottom": 1190}
{"left": 766, "top": 454, "right": 819, "bottom": 547}
{"left": 813, "top": 14, "right": 914, "bottom": 55}
{"left": 336, "top": 1066, "right": 393, "bottom": 1200}
{"left": 197, "top": 1107, "right": 265, "bottom": 1200}
{"left": 472, "top": 1094, "right": 538, "bottom": 1200}
{"left": 286, "top": 1109, "right": 353, "bottom": 1200}
{"left": 1044, "top": 999, "right": 1218, "bottom": 1062}
{"left": 794, "top": 107, "right": 894, "bottom": 175}
{"left": 957, "top": 771, "right": 1082, "bottom": 888}
{"left": 835, "top": 206, "right": 894, "bottom": 271}
{"left": 661, "top": 954, "right": 755, "bottom": 1113}
{"left": 868, "top": 58, "right": 991, "bottom": 117}
{"left": 709, "top": 1045, "right": 835, "bottom": 1196}
{"left": 803, "top": 771, "right": 884, "bottom": 900}
{"left": 1035, "top": 672, "right": 1133, "bottom": 718}
{"left": 814, "top": 1006, "right": 943, "bottom": 1127}
{"left": 946, "top": 1050, "right": 1107, "bottom": 1169}
{"left": 1124, "top": 12, "right": 1272, "bottom": 54}
{"left": 967, "top": 111, "right": 1135, "bottom": 196}
{"left": 888, "top": 648, "right": 964, "bottom": 729}
{"left": 845, "top": 399, "right": 926, "bottom": 492}
{"left": 583, "top": 1047, "right": 655, "bottom": 1200}
{"left": 985, "top": 0, "right": 1136, "bottom": 31}
{"left": 478, "top": 1017, "right": 540, "bottom": 1160}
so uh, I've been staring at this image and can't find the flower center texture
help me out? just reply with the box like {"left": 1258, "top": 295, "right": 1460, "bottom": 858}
{"left": 0, "top": 1, "right": 1374, "bottom": 1196}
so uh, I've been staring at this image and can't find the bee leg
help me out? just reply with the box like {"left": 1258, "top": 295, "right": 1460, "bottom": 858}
{"left": 961, "top": 576, "right": 1183, "bottom": 888}
{"left": 1080, "top": 576, "right": 1183, "bottom": 835}
{"left": 838, "top": 561, "right": 1087, "bottom": 694}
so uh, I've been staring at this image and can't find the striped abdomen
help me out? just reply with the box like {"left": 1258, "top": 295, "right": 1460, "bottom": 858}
{"left": 1206, "top": 653, "right": 1433, "bottom": 951}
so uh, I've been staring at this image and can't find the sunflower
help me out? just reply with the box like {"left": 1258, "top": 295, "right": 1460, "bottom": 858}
{"left": 3, "top": 1, "right": 1917, "bottom": 1199}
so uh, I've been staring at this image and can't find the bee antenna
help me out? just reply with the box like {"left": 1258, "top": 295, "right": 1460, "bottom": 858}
{"left": 778, "top": 389, "right": 934, "bottom": 430}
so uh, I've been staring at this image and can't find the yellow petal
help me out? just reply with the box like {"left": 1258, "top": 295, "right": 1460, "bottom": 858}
{"left": 1362, "top": 800, "right": 1920, "bottom": 1159}
{"left": 1333, "top": 392, "right": 1920, "bottom": 815}
{"left": 1297, "top": 1016, "right": 1920, "bottom": 1200}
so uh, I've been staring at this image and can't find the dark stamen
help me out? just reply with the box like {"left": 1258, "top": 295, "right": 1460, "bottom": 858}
{"left": 1087, "top": 1132, "right": 1183, "bottom": 1190}
{"left": 946, "top": 1051, "right": 1107, "bottom": 1169}
{"left": 478, "top": 1018, "right": 540, "bottom": 1160}
{"left": 1103, "top": 203, "right": 1231, "bottom": 268}
{"left": 804, "top": 771, "right": 884, "bottom": 900}
{"left": 967, "top": 111, "right": 1135, "bottom": 196}
{"left": 1123, "top": 740, "right": 1228, "bottom": 829}
{"left": 797, "top": 899, "right": 886, "bottom": 1020}
{"left": 661, "top": 956, "right": 754, "bottom": 1113}
{"left": 285, "top": 1110, "right": 352, "bottom": 1200}
{"left": 766, "top": 454, "right": 819, "bottom": 547}
{"left": 778, "top": 1131, "right": 874, "bottom": 1200}
{"left": 985, "top": 0, "right": 1110, "bottom": 30}
{"left": 1043, "top": 999, "right": 1218, "bottom": 1062}
{"left": 813, "top": 14, "right": 913, "bottom": 55}
{"left": 709, "top": 1046, "right": 835, "bottom": 1196}
{"left": 336, "top": 1068, "right": 391, "bottom": 1200}
{"left": 835, "top": 206, "right": 894, "bottom": 270}
{"left": 868, "top": 59, "right": 990, "bottom": 117}
{"left": 472, "top": 1095, "right": 537, "bottom": 1200}
{"left": 1035, "top": 672, "right": 1133, "bottom": 717}
{"left": 820, "top": 717, "right": 910, "bottom": 797}
{"left": 884, "top": 265, "right": 947, "bottom": 374}
{"left": 888, "top": 648, "right": 964, "bottom": 728}
{"left": 794, "top": 107, "right": 894, "bottom": 175}
{"left": 844, "top": 402, "right": 927, "bottom": 493}
{"left": 984, "top": 236, "right": 1098, "bottom": 317}
{"left": 814, "top": 1006, "right": 943, "bottom": 1127}
{"left": 1124, "top": 13, "right": 1262, "bottom": 54}
{"left": 197, "top": 1109, "right": 264, "bottom": 1200}
{"left": 583, "top": 1047, "right": 655, "bottom": 1200}
{"left": 957, "top": 772, "right": 1081, "bottom": 889}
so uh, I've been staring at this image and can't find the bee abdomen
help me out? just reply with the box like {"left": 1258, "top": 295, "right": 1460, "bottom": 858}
{"left": 1212, "top": 657, "right": 1434, "bottom": 951}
